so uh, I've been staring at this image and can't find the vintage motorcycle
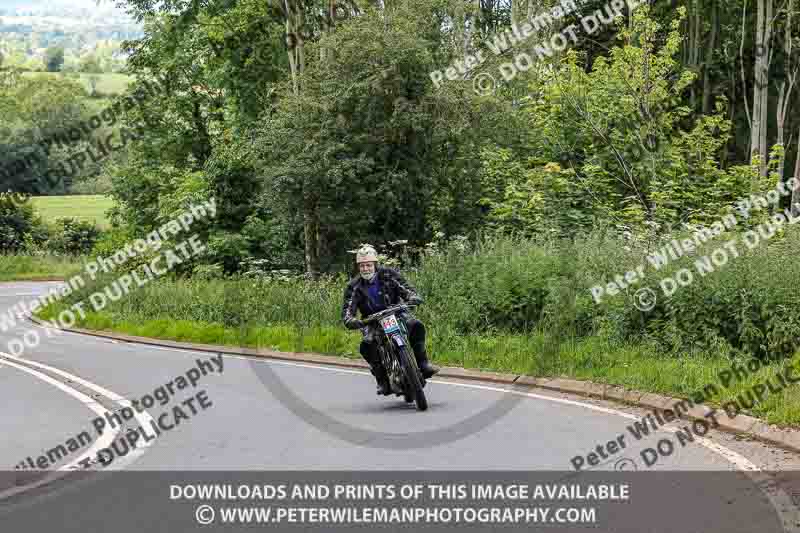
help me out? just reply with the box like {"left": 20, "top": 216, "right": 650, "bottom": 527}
{"left": 363, "top": 303, "right": 428, "bottom": 411}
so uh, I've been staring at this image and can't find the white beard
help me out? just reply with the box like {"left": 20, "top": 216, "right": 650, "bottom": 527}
{"left": 360, "top": 270, "right": 376, "bottom": 281}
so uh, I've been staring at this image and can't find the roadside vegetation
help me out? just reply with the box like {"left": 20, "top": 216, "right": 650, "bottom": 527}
{"left": 39, "top": 231, "right": 800, "bottom": 426}
{"left": 0, "top": 193, "right": 99, "bottom": 280}
{"left": 5, "top": 1, "right": 800, "bottom": 427}
{"left": 0, "top": 254, "right": 84, "bottom": 281}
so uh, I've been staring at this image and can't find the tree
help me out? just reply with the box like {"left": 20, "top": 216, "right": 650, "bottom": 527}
{"left": 257, "top": 0, "right": 495, "bottom": 273}
{"left": 774, "top": 0, "right": 799, "bottom": 189}
{"left": 0, "top": 73, "right": 88, "bottom": 194}
{"left": 0, "top": 193, "right": 40, "bottom": 252}
{"left": 44, "top": 46, "right": 65, "bottom": 72}
{"left": 748, "top": 0, "right": 774, "bottom": 182}
{"left": 66, "top": 0, "right": 800, "bottom": 273}
{"left": 78, "top": 54, "right": 102, "bottom": 74}
{"left": 106, "top": 0, "right": 291, "bottom": 272}
{"left": 79, "top": 56, "right": 104, "bottom": 96}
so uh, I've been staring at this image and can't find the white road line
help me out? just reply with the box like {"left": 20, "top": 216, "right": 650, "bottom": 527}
{"left": 0, "top": 358, "right": 119, "bottom": 500}
{"left": 0, "top": 353, "right": 157, "bottom": 463}
{"left": 229, "top": 352, "right": 800, "bottom": 529}
{"left": 213, "top": 353, "right": 762, "bottom": 471}
{"left": 0, "top": 356, "right": 118, "bottom": 473}
{"left": 0, "top": 352, "right": 156, "bottom": 499}
{"left": 7, "top": 317, "right": 799, "bottom": 528}
{"left": 5, "top": 325, "right": 763, "bottom": 473}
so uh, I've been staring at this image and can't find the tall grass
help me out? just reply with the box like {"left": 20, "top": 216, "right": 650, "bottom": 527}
{"left": 42, "top": 228, "right": 800, "bottom": 359}
{"left": 0, "top": 254, "right": 85, "bottom": 281}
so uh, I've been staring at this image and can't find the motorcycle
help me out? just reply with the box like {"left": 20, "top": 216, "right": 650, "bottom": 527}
{"left": 363, "top": 303, "right": 428, "bottom": 411}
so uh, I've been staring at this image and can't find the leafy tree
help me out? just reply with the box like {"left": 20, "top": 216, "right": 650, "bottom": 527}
{"left": 73, "top": 0, "right": 800, "bottom": 276}
{"left": 0, "top": 73, "right": 88, "bottom": 194}
{"left": 46, "top": 218, "right": 101, "bottom": 255}
{"left": 78, "top": 54, "right": 102, "bottom": 73}
{"left": 44, "top": 46, "right": 65, "bottom": 72}
{"left": 483, "top": 5, "right": 752, "bottom": 237}
{"left": 256, "top": 0, "right": 501, "bottom": 274}
{"left": 0, "top": 193, "right": 40, "bottom": 251}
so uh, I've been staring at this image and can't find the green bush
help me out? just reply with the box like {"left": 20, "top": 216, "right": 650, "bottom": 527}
{"left": 629, "top": 227, "right": 800, "bottom": 359}
{"left": 46, "top": 218, "right": 101, "bottom": 255}
{"left": 90, "top": 225, "right": 140, "bottom": 261}
{"left": 0, "top": 193, "right": 41, "bottom": 251}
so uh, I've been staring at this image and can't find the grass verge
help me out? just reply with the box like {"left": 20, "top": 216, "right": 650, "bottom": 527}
{"left": 0, "top": 254, "right": 84, "bottom": 281}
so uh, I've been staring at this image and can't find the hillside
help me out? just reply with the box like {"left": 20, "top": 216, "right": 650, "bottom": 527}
{"left": 21, "top": 71, "right": 133, "bottom": 95}
{"left": 0, "top": 0, "right": 141, "bottom": 71}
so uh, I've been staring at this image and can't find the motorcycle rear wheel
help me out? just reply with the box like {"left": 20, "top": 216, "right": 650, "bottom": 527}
{"left": 398, "top": 345, "right": 427, "bottom": 411}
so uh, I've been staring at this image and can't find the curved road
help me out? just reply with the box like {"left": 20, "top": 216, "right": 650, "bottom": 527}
{"left": 1, "top": 282, "right": 799, "bottom": 532}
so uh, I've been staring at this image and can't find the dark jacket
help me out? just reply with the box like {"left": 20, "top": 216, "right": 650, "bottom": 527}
{"left": 341, "top": 266, "right": 423, "bottom": 329}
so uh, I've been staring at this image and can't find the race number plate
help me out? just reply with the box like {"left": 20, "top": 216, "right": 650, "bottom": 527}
{"left": 380, "top": 314, "right": 400, "bottom": 334}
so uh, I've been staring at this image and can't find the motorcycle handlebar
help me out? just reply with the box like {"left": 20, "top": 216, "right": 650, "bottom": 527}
{"left": 363, "top": 303, "right": 417, "bottom": 324}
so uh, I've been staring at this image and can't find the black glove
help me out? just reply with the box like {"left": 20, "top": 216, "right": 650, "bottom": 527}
{"left": 346, "top": 318, "right": 365, "bottom": 330}
{"left": 407, "top": 297, "right": 422, "bottom": 306}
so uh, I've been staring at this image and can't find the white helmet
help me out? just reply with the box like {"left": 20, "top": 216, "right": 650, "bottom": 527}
{"left": 355, "top": 244, "right": 378, "bottom": 264}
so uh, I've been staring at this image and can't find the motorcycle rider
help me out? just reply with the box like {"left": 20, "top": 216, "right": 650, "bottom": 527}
{"left": 341, "top": 244, "right": 440, "bottom": 395}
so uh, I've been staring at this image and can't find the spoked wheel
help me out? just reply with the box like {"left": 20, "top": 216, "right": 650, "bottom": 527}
{"left": 398, "top": 346, "right": 427, "bottom": 411}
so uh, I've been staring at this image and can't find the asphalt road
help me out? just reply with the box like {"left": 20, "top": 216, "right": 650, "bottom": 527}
{"left": 1, "top": 281, "right": 800, "bottom": 532}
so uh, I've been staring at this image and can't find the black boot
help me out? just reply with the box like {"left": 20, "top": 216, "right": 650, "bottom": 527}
{"left": 361, "top": 340, "right": 391, "bottom": 395}
{"left": 414, "top": 345, "right": 439, "bottom": 379}
{"left": 370, "top": 364, "right": 392, "bottom": 395}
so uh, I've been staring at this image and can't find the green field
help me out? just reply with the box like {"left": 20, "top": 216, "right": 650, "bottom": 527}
{"left": 22, "top": 72, "right": 134, "bottom": 96}
{"left": 31, "top": 195, "right": 114, "bottom": 228}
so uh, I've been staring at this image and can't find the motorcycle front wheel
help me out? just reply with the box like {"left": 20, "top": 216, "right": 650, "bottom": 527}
{"left": 397, "top": 345, "right": 427, "bottom": 411}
